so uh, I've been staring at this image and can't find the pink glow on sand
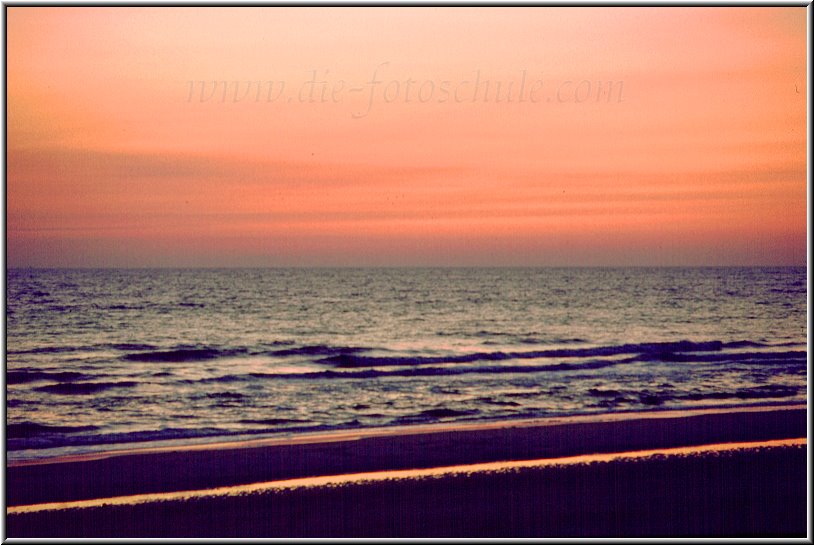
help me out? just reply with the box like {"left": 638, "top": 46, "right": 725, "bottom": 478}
{"left": 8, "top": 438, "right": 806, "bottom": 514}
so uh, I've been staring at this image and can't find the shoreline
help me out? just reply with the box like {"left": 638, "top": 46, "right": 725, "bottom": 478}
{"left": 6, "top": 404, "right": 807, "bottom": 537}
{"left": 8, "top": 401, "right": 806, "bottom": 468}
{"left": 7, "top": 404, "right": 807, "bottom": 506}
{"left": 7, "top": 441, "right": 807, "bottom": 538}
{"left": 8, "top": 437, "right": 806, "bottom": 516}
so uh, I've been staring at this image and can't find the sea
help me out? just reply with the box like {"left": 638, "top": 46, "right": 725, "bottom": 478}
{"left": 5, "top": 267, "right": 808, "bottom": 462}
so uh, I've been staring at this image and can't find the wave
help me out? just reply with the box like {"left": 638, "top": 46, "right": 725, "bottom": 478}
{"left": 722, "top": 340, "right": 800, "bottom": 349}
{"left": 394, "top": 408, "right": 480, "bottom": 423}
{"left": 181, "top": 346, "right": 805, "bottom": 384}
{"left": 633, "top": 350, "right": 806, "bottom": 365}
{"left": 7, "top": 423, "right": 333, "bottom": 452}
{"left": 238, "top": 418, "right": 312, "bottom": 425}
{"left": 122, "top": 347, "right": 248, "bottom": 363}
{"left": 263, "top": 340, "right": 296, "bottom": 347}
{"left": 591, "top": 384, "right": 803, "bottom": 408}
{"left": 103, "top": 304, "right": 146, "bottom": 311}
{"left": 9, "top": 342, "right": 157, "bottom": 355}
{"left": 475, "top": 397, "right": 522, "bottom": 406}
{"left": 316, "top": 340, "right": 768, "bottom": 368}
{"left": 203, "top": 391, "right": 246, "bottom": 399}
{"left": 587, "top": 388, "right": 623, "bottom": 398}
{"left": 264, "top": 344, "right": 370, "bottom": 357}
{"left": 186, "top": 358, "right": 632, "bottom": 384}
{"left": 681, "top": 384, "right": 801, "bottom": 401}
{"left": 16, "top": 339, "right": 794, "bottom": 368}
{"left": 483, "top": 337, "right": 589, "bottom": 346}
{"left": 29, "top": 290, "right": 51, "bottom": 298}
{"left": 6, "top": 345, "right": 87, "bottom": 355}
{"left": 7, "top": 422, "right": 99, "bottom": 439}
{"left": 439, "top": 330, "right": 589, "bottom": 346}
{"left": 106, "top": 343, "right": 159, "bottom": 351}
{"left": 7, "top": 371, "right": 91, "bottom": 385}
{"left": 119, "top": 343, "right": 369, "bottom": 363}
{"left": 7, "top": 426, "right": 228, "bottom": 451}
{"left": 35, "top": 381, "right": 140, "bottom": 395}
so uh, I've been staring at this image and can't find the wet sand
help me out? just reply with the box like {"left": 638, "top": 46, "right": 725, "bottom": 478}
{"left": 5, "top": 404, "right": 808, "bottom": 537}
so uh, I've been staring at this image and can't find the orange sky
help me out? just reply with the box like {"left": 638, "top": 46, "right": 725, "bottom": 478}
{"left": 5, "top": 7, "right": 807, "bottom": 266}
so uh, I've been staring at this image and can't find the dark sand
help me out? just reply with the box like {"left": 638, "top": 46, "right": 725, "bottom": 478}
{"left": 5, "top": 405, "right": 808, "bottom": 537}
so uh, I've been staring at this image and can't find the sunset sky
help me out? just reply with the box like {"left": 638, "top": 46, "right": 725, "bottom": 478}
{"left": 6, "top": 7, "right": 807, "bottom": 267}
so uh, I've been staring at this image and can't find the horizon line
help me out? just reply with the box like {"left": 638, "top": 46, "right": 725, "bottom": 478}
{"left": 5, "top": 264, "right": 807, "bottom": 270}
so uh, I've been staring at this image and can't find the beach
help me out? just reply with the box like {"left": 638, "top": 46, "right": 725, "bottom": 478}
{"left": 6, "top": 404, "right": 808, "bottom": 538}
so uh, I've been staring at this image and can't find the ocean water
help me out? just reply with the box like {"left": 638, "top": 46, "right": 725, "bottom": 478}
{"left": 5, "top": 267, "right": 807, "bottom": 461}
